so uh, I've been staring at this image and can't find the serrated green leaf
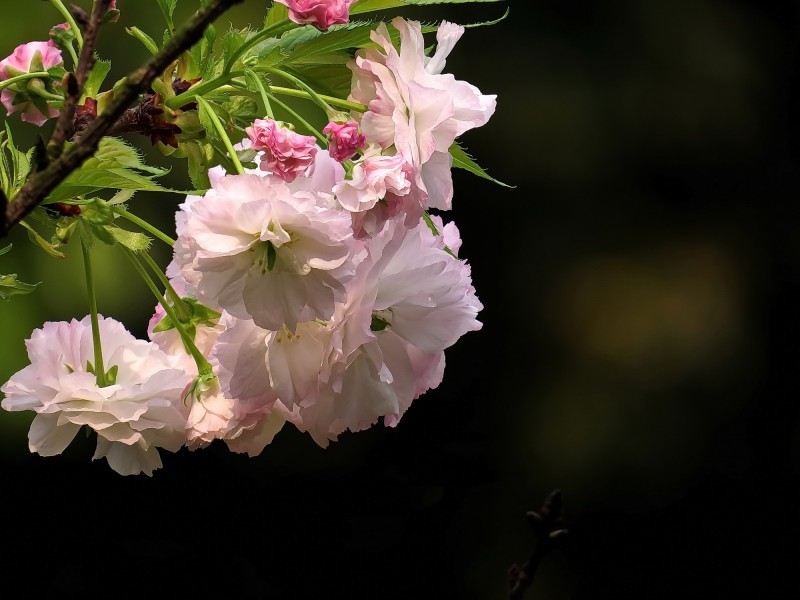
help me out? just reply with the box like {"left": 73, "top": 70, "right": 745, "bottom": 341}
{"left": 221, "top": 28, "right": 253, "bottom": 70}
{"left": 265, "top": 2, "right": 289, "bottom": 26}
{"left": 156, "top": 0, "right": 178, "bottom": 28}
{"left": 350, "top": 0, "right": 502, "bottom": 14}
{"left": 81, "top": 198, "right": 114, "bottom": 225}
{"left": 83, "top": 137, "right": 170, "bottom": 176}
{"left": 289, "top": 64, "right": 353, "bottom": 98}
{"left": 87, "top": 222, "right": 116, "bottom": 246}
{"left": 1, "top": 123, "right": 33, "bottom": 198}
{"left": 108, "top": 189, "right": 136, "bottom": 206}
{"left": 450, "top": 142, "right": 513, "bottom": 188}
{"left": 0, "top": 274, "right": 40, "bottom": 300}
{"left": 82, "top": 58, "right": 111, "bottom": 101}
{"left": 107, "top": 226, "right": 152, "bottom": 252}
{"left": 44, "top": 168, "right": 174, "bottom": 204}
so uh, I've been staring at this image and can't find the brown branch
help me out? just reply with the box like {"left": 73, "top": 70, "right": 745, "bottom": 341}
{"left": 47, "top": 0, "right": 114, "bottom": 164}
{"left": 508, "top": 490, "right": 569, "bottom": 599}
{"left": 1, "top": 0, "right": 245, "bottom": 237}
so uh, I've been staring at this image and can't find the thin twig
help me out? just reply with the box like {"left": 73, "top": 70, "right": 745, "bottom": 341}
{"left": 47, "top": 0, "right": 113, "bottom": 164}
{"left": 2, "top": 0, "right": 245, "bottom": 237}
{"left": 508, "top": 490, "right": 569, "bottom": 599}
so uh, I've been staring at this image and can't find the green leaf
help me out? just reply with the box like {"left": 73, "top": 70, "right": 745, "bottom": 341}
{"left": 289, "top": 64, "right": 352, "bottom": 98}
{"left": 83, "top": 137, "right": 169, "bottom": 176}
{"left": 44, "top": 168, "right": 175, "bottom": 204}
{"left": 107, "top": 226, "right": 152, "bottom": 252}
{"left": 0, "top": 123, "right": 33, "bottom": 198}
{"left": 279, "top": 21, "right": 439, "bottom": 67}
{"left": 156, "top": 0, "right": 179, "bottom": 27}
{"left": 220, "top": 28, "right": 253, "bottom": 70}
{"left": 265, "top": 2, "right": 289, "bottom": 26}
{"left": 82, "top": 58, "right": 112, "bottom": 102}
{"left": 350, "top": 0, "right": 503, "bottom": 14}
{"left": 0, "top": 274, "right": 40, "bottom": 300}
{"left": 20, "top": 220, "right": 65, "bottom": 258}
{"left": 449, "top": 142, "right": 513, "bottom": 188}
{"left": 81, "top": 199, "right": 114, "bottom": 226}
{"left": 126, "top": 27, "right": 159, "bottom": 55}
{"left": 0, "top": 244, "right": 11, "bottom": 257}
{"left": 108, "top": 189, "right": 136, "bottom": 206}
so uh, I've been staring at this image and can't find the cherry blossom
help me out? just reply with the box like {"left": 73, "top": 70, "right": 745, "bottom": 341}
{"left": 349, "top": 18, "right": 496, "bottom": 209}
{"left": 0, "top": 316, "right": 191, "bottom": 476}
{"left": 246, "top": 118, "right": 318, "bottom": 183}
{"left": 0, "top": 41, "right": 63, "bottom": 125}
{"left": 275, "top": 0, "right": 357, "bottom": 31}
{"left": 173, "top": 172, "right": 355, "bottom": 332}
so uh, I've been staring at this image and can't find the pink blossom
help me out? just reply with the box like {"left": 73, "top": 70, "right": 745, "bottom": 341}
{"left": 278, "top": 215, "right": 481, "bottom": 444}
{"left": 108, "top": 1, "right": 120, "bottom": 24}
{"left": 275, "top": 0, "right": 357, "bottom": 31}
{"left": 184, "top": 376, "right": 240, "bottom": 449}
{"left": 334, "top": 152, "right": 412, "bottom": 213}
{"left": 348, "top": 18, "right": 496, "bottom": 209}
{"left": 0, "top": 316, "right": 191, "bottom": 476}
{"left": 246, "top": 118, "right": 318, "bottom": 183}
{"left": 323, "top": 120, "right": 365, "bottom": 162}
{"left": 0, "top": 41, "right": 63, "bottom": 126}
{"left": 173, "top": 173, "right": 355, "bottom": 332}
{"left": 333, "top": 149, "right": 425, "bottom": 238}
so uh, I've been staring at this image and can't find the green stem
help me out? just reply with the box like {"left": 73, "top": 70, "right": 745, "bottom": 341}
{"left": 35, "top": 91, "right": 65, "bottom": 102}
{"left": 261, "top": 67, "right": 334, "bottom": 116}
{"left": 223, "top": 18, "right": 292, "bottom": 72}
{"left": 123, "top": 248, "right": 213, "bottom": 377}
{"left": 66, "top": 44, "right": 80, "bottom": 69}
{"left": 166, "top": 73, "right": 238, "bottom": 109}
{"left": 197, "top": 96, "right": 245, "bottom": 174}
{"left": 172, "top": 72, "right": 368, "bottom": 114}
{"left": 0, "top": 72, "right": 55, "bottom": 93}
{"left": 269, "top": 86, "right": 367, "bottom": 113}
{"left": 49, "top": 0, "right": 84, "bottom": 49}
{"left": 81, "top": 238, "right": 107, "bottom": 387}
{"left": 245, "top": 71, "right": 274, "bottom": 119}
{"left": 266, "top": 92, "right": 327, "bottom": 146}
{"left": 112, "top": 206, "right": 175, "bottom": 247}
{"left": 139, "top": 251, "right": 191, "bottom": 323}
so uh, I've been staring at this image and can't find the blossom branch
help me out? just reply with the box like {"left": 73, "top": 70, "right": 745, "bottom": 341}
{"left": 47, "top": 0, "right": 113, "bottom": 164}
{"left": 508, "top": 490, "right": 569, "bottom": 599}
{"left": 1, "top": 0, "right": 245, "bottom": 237}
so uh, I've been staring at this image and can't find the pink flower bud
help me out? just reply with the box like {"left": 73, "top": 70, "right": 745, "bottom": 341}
{"left": 275, "top": 0, "right": 357, "bottom": 31}
{"left": 0, "top": 41, "right": 63, "bottom": 126}
{"left": 322, "top": 120, "right": 365, "bottom": 162}
{"left": 108, "top": 1, "right": 120, "bottom": 23}
{"left": 245, "top": 118, "right": 318, "bottom": 183}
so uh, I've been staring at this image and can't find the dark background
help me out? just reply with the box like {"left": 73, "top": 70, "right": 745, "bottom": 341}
{"left": 1, "top": 0, "right": 800, "bottom": 597}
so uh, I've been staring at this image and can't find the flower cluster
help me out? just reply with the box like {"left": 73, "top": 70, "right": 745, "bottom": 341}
{"left": 1, "top": 9, "right": 498, "bottom": 475}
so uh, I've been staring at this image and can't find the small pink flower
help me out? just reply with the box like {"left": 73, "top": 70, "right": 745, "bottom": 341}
{"left": 323, "top": 120, "right": 365, "bottom": 162}
{"left": 275, "top": 0, "right": 357, "bottom": 31}
{"left": 246, "top": 118, "right": 318, "bottom": 183}
{"left": 0, "top": 41, "right": 63, "bottom": 126}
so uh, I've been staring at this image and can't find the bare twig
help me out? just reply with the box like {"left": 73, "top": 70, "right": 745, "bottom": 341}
{"left": 508, "top": 489, "right": 569, "bottom": 599}
{"left": 1, "top": 0, "right": 244, "bottom": 237}
{"left": 48, "top": 0, "right": 113, "bottom": 164}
